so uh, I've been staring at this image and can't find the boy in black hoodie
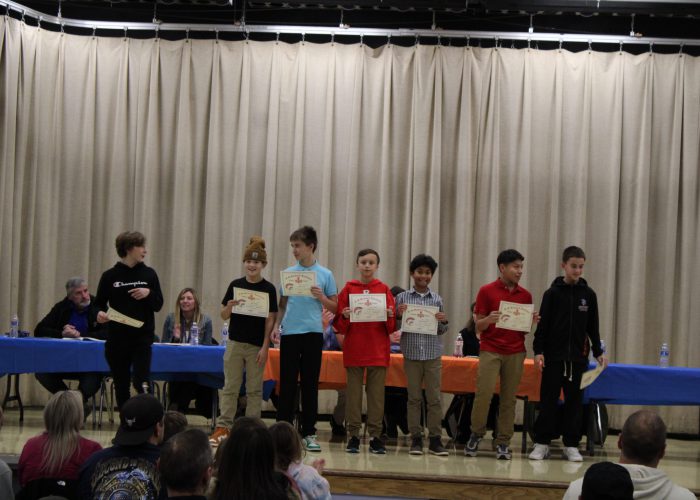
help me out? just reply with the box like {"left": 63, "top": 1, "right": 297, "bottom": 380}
{"left": 529, "top": 246, "right": 607, "bottom": 462}
{"left": 96, "top": 231, "right": 164, "bottom": 408}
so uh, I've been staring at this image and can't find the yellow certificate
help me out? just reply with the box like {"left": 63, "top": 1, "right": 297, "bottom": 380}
{"left": 106, "top": 307, "right": 144, "bottom": 328}
{"left": 281, "top": 271, "right": 316, "bottom": 297}
{"left": 232, "top": 287, "right": 270, "bottom": 318}
{"left": 349, "top": 293, "right": 387, "bottom": 323}
{"left": 496, "top": 301, "right": 534, "bottom": 333}
{"left": 402, "top": 304, "right": 439, "bottom": 335}
{"left": 580, "top": 364, "right": 606, "bottom": 389}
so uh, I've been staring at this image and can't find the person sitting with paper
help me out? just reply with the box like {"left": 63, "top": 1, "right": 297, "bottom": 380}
{"left": 34, "top": 277, "right": 108, "bottom": 415}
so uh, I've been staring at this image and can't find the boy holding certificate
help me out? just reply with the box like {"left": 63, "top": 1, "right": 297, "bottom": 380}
{"left": 466, "top": 249, "right": 537, "bottom": 460}
{"left": 334, "top": 249, "right": 395, "bottom": 455}
{"left": 529, "top": 246, "right": 607, "bottom": 462}
{"left": 272, "top": 226, "right": 338, "bottom": 452}
{"left": 209, "top": 236, "right": 278, "bottom": 447}
{"left": 394, "top": 254, "right": 449, "bottom": 456}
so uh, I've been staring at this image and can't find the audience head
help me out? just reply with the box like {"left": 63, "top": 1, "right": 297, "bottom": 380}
{"left": 243, "top": 236, "right": 268, "bottom": 264}
{"left": 113, "top": 394, "right": 165, "bottom": 447}
{"left": 269, "top": 421, "right": 303, "bottom": 470}
{"left": 64, "top": 277, "right": 90, "bottom": 308}
{"left": 289, "top": 225, "right": 318, "bottom": 253}
{"left": 580, "top": 461, "right": 633, "bottom": 500}
{"left": 115, "top": 231, "right": 146, "bottom": 258}
{"left": 40, "top": 390, "right": 84, "bottom": 475}
{"left": 159, "top": 428, "right": 213, "bottom": 496}
{"left": 618, "top": 410, "right": 667, "bottom": 467}
{"left": 390, "top": 286, "right": 405, "bottom": 297}
{"left": 162, "top": 410, "right": 188, "bottom": 443}
{"left": 214, "top": 417, "right": 288, "bottom": 500}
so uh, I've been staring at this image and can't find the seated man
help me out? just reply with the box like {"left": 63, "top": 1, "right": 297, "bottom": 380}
{"left": 564, "top": 410, "right": 695, "bottom": 499}
{"left": 78, "top": 394, "right": 166, "bottom": 500}
{"left": 34, "top": 277, "right": 108, "bottom": 410}
{"left": 158, "top": 429, "right": 213, "bottom": 500}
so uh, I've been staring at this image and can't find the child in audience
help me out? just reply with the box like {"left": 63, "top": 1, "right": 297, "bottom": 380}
{"left": 334, "top": 249, "right": 395, "bottom": 454}
{"left": 395, "top": 254, "right": 449, "bottom": 456}
{"left": 270, "top": 421, "right": 331, "bottom": 500}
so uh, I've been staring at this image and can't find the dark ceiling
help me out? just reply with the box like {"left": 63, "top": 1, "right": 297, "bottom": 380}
{"left": 6, "top": 0, "right": 700, "bottom": 53}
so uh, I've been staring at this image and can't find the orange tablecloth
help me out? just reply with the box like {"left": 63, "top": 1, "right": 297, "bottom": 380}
{"left": 266, "top": 349, "right": 542, "bottom": 402}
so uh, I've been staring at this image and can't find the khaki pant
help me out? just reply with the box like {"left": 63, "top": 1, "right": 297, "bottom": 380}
{"left": 470, "top": 350, "right": 525, "bottom": 447}
{"left": 218, "top": 341, "right": 264, "bottom": 429}
{"left": 404, "top": 357, "right": 443, "bottom": 438}
{"left": 345, "top": 366, "right": 386, "bottom": 438}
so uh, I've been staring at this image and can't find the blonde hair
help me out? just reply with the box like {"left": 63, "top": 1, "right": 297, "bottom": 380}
{"left": 41, "top": 390, "right": 83, "bottom": 475}
{"left": 174, "top": 287, "right": 203, "bottom": 331}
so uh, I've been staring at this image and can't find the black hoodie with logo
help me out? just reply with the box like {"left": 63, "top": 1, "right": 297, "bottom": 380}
{"left": 533, "top": 276, "right": 603, "bottom": 364}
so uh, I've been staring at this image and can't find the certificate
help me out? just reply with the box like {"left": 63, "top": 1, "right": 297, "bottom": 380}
{"left": 496, "top": 301, "right": 534, "bottom": 333}
{"left": 580, "top": 364, "right": 606, "bottom": 389}
{"left": 232, "top": 287, "right": 270, "bottom": 318}
{"left": 106, "top": 307, "right": 144, "bottom": 328}
{"left": 402, "top": 304, "right": 439, "bottom": 335}
{"left": 349, "top": 293, "right": 387, "bottom": 323}
{"left": 281, "top": 271, "right": 317, "bottom": 297}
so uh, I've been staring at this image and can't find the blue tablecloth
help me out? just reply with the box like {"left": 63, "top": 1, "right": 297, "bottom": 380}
{"left": 584, "top": 363, "right": 700, "bottom": 406}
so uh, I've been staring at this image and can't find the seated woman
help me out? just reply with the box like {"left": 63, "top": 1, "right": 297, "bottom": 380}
{"left": 162, "top": 287, "right": 214, "bottom": 417}
{"left": 18, "top": 391, "right": 102, "bottom": 498}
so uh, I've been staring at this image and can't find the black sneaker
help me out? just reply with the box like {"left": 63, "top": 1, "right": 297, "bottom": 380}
{"left": 330, "top": 416, "right": 346, "bottom": 437}
{"left": 409, "top": 436, "right": 423, "bottom": 455}
{"left": 369, "top": 437, "right": 386, "bottom": 455}
{"left": 428, "top": 436, "right": 449, "bottom": 456}
{"left": 464, "top": 433, "right": 481, "bottom": 457}
{"left": 346, "top": 436, "right": 360, "bottom": 454}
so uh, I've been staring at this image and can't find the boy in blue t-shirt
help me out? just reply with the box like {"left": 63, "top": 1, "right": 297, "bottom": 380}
{"left": 272, "top": 226, "right": 337, "bottom": 452}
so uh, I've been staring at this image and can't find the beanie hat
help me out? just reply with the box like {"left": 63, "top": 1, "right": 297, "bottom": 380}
{"left": 243, "top": 236, "right": 267, "bottom": 264}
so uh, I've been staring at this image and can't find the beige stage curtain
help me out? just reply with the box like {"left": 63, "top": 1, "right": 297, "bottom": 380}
{"left": 1, "top": 17, "right": 699, "bottom": 432}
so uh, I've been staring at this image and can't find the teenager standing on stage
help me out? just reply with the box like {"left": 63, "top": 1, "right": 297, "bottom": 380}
{"left": 272, "top": 226, "right": 337, "bottom": 452}
{"left": 96, "top": 231, "right": 163, "bottom": 409}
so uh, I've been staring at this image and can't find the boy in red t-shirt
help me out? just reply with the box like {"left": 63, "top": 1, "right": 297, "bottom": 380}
{"left": 466, "top": 249, "right": 539, "bottom": 460}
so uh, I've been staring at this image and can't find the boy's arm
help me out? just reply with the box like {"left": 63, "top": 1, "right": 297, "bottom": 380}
{"left": 333, "top": 288, "right": 350, "bottom": 335}
{"left": 587, "top": 292, "right": 606, "bottom": 366}
{"left": 533, "top": 290, "right": 551, "bottom": 371}
{"left": 271, "top": 296, "right": 288, "bottom": 343}
{"left": 384, "top": 289, "right": 396, "bottom": 335}
{"left": 436, "top": 297, "right": 448, "bottom": 336}
{"left": 474, "top": 288, "right": 499, "bottom": 332}
{"left": 257, "top": 312, "right": 276, "bottom": 366}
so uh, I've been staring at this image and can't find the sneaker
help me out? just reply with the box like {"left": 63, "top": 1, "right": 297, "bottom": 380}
{"left": 346, "top": 436, "right": 360, "bottom": 454}
{"left": 369, "top": 437, "right": 386, "bottom": 455}
{"left": 209, "top": 427, "right": 230, "bottom": 447}
{"left": 562, "top": 446, "right": 583, "bottom": 462}
{"left": 303, "top": 435, "right": 322, "bottom": 452}
{"left": 464, "top": 433, "right": 481, "bottom": 457}
{"left": 330, "top": 416, "right": 346, "bottom": 437}
{"left": 409, "top": 436, "right": 423, "bottom": 455}
{"left": 428, "top": 436, "right": 449, "bottom": 456}
{"left": 495, "top": 444, "right": 512, "bottom": 460}
{"left": 528, "top": 443, "right": 551, "bottom": 460}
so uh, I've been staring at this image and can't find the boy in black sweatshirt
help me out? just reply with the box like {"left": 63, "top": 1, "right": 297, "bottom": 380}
{"left": 96, "top": 231, "right": 164, "bottom": 408}
{"left": 529, "top": 246, "right": 607, "bottom": 462}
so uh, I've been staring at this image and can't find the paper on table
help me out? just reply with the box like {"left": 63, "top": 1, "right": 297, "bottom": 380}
{"left": 580, "top": 364, "right": 606, "bottom": 389}
{"left": 106, "top": 307, "right": 144, "bottom": 328}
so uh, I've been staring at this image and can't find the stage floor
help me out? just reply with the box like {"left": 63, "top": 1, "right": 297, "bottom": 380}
{"left": 1, "top": 407, "right": 698, "bottom": 498}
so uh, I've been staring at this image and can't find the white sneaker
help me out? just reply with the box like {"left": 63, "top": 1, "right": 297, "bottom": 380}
{"left": 562, "top": 446, "right": 583, "bottom": 462}
{"left": 303, "top": 435, "right": 322, "bottom": 452}
{"left": 528, "top": 443, "right": 550, "bottom": 460}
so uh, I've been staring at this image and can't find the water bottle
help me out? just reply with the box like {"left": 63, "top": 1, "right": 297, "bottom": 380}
{"left": 221, "top": 322, "right": 229, "bottom": 347}
{"left": 659, "top": 342, "right": 669, "bottom": 368}
{"left": 9, "top": 313, "right": 19, "bottom": 338}
{"left": 190, "top": 321, "right": 200, "bottom": 346}
{"left": 454, "top": 333, "right": 464, "bottom": 358}
{"left": 600, "top": 339, "right": 606, "bottom": 355}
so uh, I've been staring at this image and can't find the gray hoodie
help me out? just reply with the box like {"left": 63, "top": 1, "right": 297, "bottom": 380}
{"left": 563, "top": 463, "right": 695, "bottom": 499}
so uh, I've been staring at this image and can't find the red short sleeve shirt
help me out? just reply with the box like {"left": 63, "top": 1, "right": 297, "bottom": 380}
{"left": 474, "top": 279, "right": 533, "bottom": 355}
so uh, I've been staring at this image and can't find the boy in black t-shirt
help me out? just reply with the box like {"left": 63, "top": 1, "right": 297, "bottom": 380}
{"left": 208, "top": 237, "right": 278, "bottom": 447}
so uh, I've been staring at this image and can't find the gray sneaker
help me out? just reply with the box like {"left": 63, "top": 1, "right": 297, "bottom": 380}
{"left": 464, "top": 433, "right": 481, "bottom": 457}
{"left": 409, "top": 436, "right": 423, "bottom": 455}
{"left": 496, "top": 444, "right": 512, "bottom": 460}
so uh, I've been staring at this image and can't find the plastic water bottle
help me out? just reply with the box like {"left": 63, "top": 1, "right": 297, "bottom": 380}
{"left": 600, "top": 339, "right": 606, "bottom": 354}
{"left": 221, "top": 322, "right": 229, "bottom": 347}
{"left": 9, "top": 313, "right": 19, "bottom": 338}
{"left": 659, "top": 342, "right": 669, "bottom": 368}
{"left": 454, "top": 333, "right": 464, "bottom": 358}
{"left": 190, "top": 321, "right": 200, "bottom": 346}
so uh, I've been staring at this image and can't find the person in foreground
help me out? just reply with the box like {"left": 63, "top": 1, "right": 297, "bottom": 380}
{"left": 158, "top": 429, "right": 213, "bottom": 500}
{"left": 18, "top": 391, "right": 102, "bottom": 496}
{"left": 580, "top": 461, "right": 633, "bottom": 500}
{"left": 563, "top": 410, "right": 695, "bottom": 499}
{"left": 78, "top": 394, "right": 166, "bottom": 499}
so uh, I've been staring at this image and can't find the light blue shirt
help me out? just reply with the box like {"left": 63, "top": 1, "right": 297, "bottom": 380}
{"left": 280, "top": 261, "right": 337, "bottom": 335}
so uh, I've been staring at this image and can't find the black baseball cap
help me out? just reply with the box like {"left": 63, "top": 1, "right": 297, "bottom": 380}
{"left": 113, "top": 394, "right": 164, "bottom": 446}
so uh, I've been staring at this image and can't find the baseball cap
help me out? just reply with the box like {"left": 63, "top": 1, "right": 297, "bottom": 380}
{"left": 113, "top": 394, "right": 164, "bottom": 446}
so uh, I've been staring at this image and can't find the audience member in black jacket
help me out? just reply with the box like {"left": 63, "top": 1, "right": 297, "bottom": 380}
{"left": 95, "top": 231, "right": 164, "bottom": 409}
{"left": 34, "top": 277, "right": 108, "bottom": 406}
